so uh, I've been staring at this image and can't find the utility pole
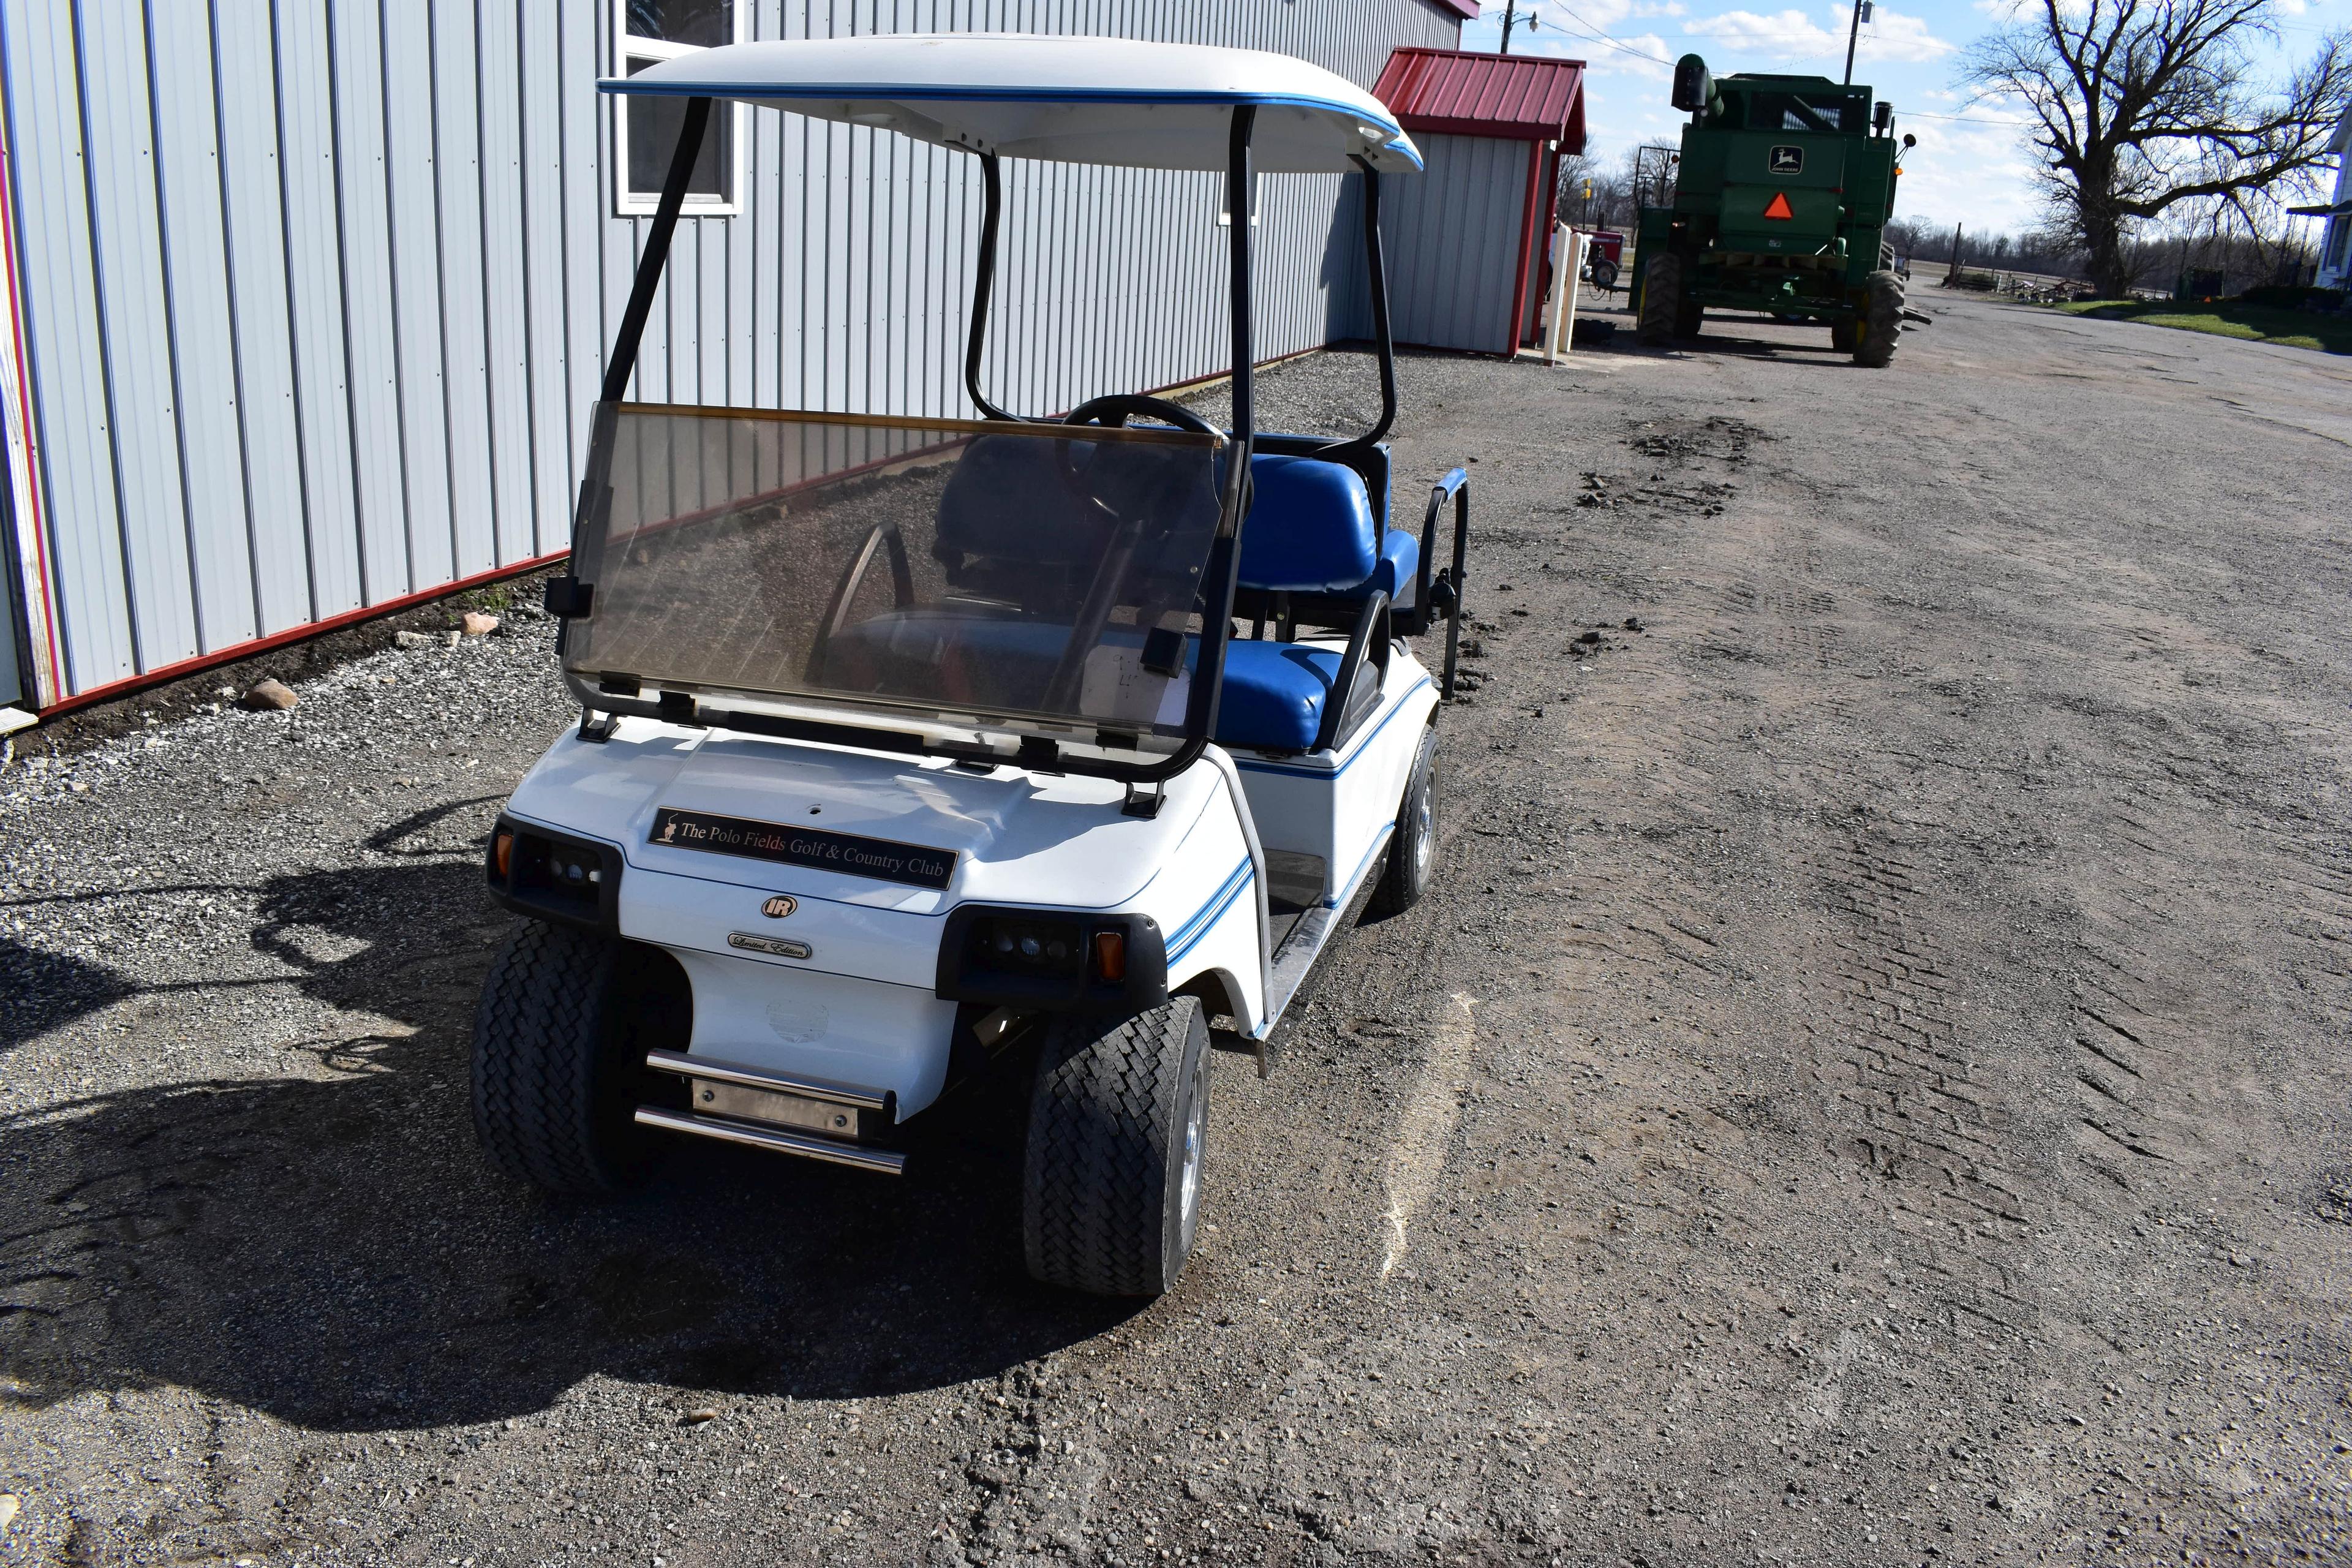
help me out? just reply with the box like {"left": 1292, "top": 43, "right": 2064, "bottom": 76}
{"left": 1499, "top": 0, "right": 1537, "bottom": 55}
{"left": 1842, "top": 0, "right": 1870, "bottom": 85}
{"left": 1944, "top": 223, "right": 1964, "bottom": 287}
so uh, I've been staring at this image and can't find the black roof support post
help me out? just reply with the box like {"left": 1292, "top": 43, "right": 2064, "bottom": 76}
{"left": 1188, "top": 105, "right": 1257, "bottom": 749}
{"left": 1324, "top": 159, "right": 1397, "bottom": 460}
{"left": 558, "top": 94, "right": 710, "bottom": 666}
{"left": 600, "top": 95, "right": 712, "bottom": 404}
{"left": 963, "top": 154, "right": 1026, "bottom": 422}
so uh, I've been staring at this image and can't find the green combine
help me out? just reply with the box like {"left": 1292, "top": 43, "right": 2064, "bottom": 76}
{"left": 1631, "top": 55, "right": 1917, "bottom": 366}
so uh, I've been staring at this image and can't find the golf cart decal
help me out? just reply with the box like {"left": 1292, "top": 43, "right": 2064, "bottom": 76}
{"left": 650, "top": 807, "right": 956, "bottom": 889}
{"left": 1166, "top": 856, "right": 1255, "bottom": 965}
{"left": 1769, "top": 145, "right": 1803, "bottom": 174}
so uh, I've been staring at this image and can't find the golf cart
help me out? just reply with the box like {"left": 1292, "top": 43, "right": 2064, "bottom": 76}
{"left": 472, "top": 35, "right": 1472, "bottom": 1297}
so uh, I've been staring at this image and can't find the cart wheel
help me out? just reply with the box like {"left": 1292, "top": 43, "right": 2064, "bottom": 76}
{"left": 1853, "top": 270, "right": 1904, "bottom": 368}
{"left": 1830, "top": 319, "right": 1858, "bottom": 353}
{"left": 1370, "top": 723, "right": 1439, "bottom": 916}
{"left": 472, "top": 920, "right": 679, "bottom": 1194}
{"left": 1636, "top": 253, "right": 1682, "bottom": 345}
{"left": 1023, "top": 995, "right": 1210, "bottom": 1296}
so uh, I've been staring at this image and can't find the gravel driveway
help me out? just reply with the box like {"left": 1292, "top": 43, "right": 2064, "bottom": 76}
{"left": 3, "top": 293, "right": 2348, "bottom": 1566}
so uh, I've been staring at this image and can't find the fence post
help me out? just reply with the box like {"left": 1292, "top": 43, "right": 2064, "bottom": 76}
{"left": 1545, "top": 225, "right": 1585, "bottom": 363}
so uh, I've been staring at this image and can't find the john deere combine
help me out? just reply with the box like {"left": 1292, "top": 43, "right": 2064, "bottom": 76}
{"left": 1631, "top": 55, "right": 1916, "bottom": 366}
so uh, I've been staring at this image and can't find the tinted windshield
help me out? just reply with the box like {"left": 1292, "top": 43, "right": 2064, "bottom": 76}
{"left": 566, "top": 406, "right": 1226, "bottom": 755}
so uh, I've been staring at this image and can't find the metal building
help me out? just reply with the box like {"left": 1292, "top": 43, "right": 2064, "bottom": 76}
{"left": 0, "top": 0, "right": 1469, "bottom": 717}
{"left": 1371, "top": 47, "right": 1585, "bottom": 354}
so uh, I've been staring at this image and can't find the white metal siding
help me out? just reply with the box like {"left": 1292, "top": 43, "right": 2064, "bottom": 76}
{"left": 1382, "top": 130, "right": 1529, "bottom": 355}
{"left": 0, "top": 0, "right": 1460, "bottom": 707}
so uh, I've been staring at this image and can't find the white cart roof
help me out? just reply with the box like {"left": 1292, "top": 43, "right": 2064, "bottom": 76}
{"left": 603, "top": 35, "right": 1423, "bottom": 173}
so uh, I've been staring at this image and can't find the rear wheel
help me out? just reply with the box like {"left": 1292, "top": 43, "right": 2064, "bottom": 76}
{"left": 1853, "top": 270, "right": 1904, "bottom": 368}
{"left": 1023, "top": 996, "right": 1211, "bottom": 1296}
{"left": 1637, "top": 253, "right": 1683, "bottom": 345}
{"left": 472, "top": 921, "right": 682, "bottom": 1194}
{"left": 1370, "top": 724, "right": 1438, "bottom": 916}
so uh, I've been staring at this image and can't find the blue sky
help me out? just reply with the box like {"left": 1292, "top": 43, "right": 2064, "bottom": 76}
{"left": 1457, "top": 0, "right": 2348, "bottom": 234}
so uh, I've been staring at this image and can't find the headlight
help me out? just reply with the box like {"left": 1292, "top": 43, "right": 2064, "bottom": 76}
{"left": 935, "top": 906, "right": 1166, "bottom": 1009}
{"left": 486, "top": 815, "right": 621, "bottom": 930}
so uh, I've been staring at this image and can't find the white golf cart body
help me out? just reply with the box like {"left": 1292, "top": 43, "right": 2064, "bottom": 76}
{"left": 481, "top": 36, "right": 1470, "bottom": 1188}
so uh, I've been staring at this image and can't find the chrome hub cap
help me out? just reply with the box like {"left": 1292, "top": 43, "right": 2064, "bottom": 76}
{"left": 1177, "top": 1071, "right": 1205, "bottom": 1253}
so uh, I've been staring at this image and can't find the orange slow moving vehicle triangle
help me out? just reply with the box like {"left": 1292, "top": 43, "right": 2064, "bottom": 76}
{"left": 1763, "top": 192, "right": 1795, "bottom": 220}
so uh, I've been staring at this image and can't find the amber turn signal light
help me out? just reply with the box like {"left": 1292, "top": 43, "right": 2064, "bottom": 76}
{"left": 493, "top": 829, "right": 514, "bottom": 880}
{"left": 1091, "top": 930, "right": 1126, "bottom": 982}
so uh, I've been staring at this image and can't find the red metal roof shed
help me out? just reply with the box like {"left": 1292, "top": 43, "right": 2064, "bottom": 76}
{"left": 1370, "top": 48, "right": 1589, "bottom": 353}
{"left": 1374, "top": 47, "right": 1586, "bottom": 148}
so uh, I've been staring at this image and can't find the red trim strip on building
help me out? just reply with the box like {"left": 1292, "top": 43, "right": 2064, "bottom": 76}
{"left": 35, "top": 548, "right": 570, "bottom": 717}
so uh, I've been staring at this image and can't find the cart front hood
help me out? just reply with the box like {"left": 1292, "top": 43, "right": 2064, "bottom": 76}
{"left": 505, "top": 717, "right": 1216, "bottom": 914}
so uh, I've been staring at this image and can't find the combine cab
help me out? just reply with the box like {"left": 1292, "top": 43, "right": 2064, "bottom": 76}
{"left": 1631, "top": 55, "right": 1915, "bottom": 366}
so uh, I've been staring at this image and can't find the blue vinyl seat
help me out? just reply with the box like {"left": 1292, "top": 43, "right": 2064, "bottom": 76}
{"left": 1239, "top": 453, "right": 1419, "bottom": 606}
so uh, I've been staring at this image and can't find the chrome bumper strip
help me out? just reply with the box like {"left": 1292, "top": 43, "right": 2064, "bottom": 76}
{"left": 643, "top": 1048, "right": 893, "bottom": 1115}
{"left": 632, "top": 1105, "right": 908, "bottom": 1175}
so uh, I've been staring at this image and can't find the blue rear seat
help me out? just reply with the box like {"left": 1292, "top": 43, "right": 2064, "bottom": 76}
{"left": 1240, "top": 453, "right": 1419, "bottom": 605}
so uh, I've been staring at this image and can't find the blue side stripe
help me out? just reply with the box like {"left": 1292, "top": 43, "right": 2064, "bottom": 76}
{"left": 1167, "top": 856, "right": 1254, "bottom": 965}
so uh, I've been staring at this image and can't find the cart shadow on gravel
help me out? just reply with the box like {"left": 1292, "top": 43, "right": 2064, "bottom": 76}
{"left": 0, "top": 813, "right": 1135, "bottom": 1434}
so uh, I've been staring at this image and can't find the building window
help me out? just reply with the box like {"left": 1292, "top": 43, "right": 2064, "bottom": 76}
{"left": 2326, "top": 216, "right": 2350, "bottom": 274}
{"left": 614, "top": 0, "right": 745, "bottom": 217}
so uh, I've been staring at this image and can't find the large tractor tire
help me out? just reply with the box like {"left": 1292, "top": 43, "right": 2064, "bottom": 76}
{"left": 1637, "top": 253, "right": 1684, "bottom": 345}
{"left": 1370, "top": 723, "right": 1438, "bottom": 916}
{"left": 1830, "top": 318, "right": 1858, "bottom": 353}
{"left": 1675, "top": 297, "right": 1705, "bottom": 340}
{"left": 1023, "top": 995, "right": 1212, "bottom": 1297}
{"left": 472, "top": 920, "right": 682, "bottom": 1194}
{"left": 1852, "top": 270, "right": 1904, "bottom": 368}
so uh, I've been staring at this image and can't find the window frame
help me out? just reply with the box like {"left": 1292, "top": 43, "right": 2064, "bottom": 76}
{"left": 611, "top": 0, "right": 748, "bottom": 219}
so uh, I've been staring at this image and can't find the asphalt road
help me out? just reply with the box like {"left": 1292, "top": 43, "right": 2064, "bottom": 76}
{"left": 3, "top": 293, "right": 2349, "bottom": 1566}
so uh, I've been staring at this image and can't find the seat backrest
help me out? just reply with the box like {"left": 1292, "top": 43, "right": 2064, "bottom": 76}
{"left": 934, "top": 433, "right": 1102, "bottom": 567}
{"left": 1236, "top": 454, "right": 1379, "bottom": 595}
{"left": 1254, "top": 435, "right": 1390, "bottom": 532}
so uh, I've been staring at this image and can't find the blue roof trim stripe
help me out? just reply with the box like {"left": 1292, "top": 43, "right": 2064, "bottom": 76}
{"left": 596, "top": 80, "right": 1420, "bottom": 168}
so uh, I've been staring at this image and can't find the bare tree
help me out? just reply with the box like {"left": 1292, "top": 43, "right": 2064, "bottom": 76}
{"left": 1964, "top": 0, "right": 2351, "bottom": 296}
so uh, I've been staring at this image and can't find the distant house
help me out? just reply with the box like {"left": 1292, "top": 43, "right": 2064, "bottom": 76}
{"left": 2309, "top": 108, "right": 2352, "bottom": 290}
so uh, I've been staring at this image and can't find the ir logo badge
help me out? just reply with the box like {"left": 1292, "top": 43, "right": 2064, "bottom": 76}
{"left": 761, "top": 895, "right": 797, "bottom": 919}
{"left": 1769, "top": 145, "right": 1803, "bottom": 175}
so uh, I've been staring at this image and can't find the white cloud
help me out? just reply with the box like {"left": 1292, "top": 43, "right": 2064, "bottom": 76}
{"left": 1681, "top": 6, "right": 1954, "bottom": 64}
{"left": 1860, "top": 9, "right": 1959, "bottom": 61}
{"left": 1684, "top": 7, "right": 1844, "bottom": 58}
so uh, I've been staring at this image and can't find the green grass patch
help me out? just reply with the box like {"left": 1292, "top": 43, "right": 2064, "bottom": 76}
{"left": 2042, "top": 297, "right": 2351, "bottom": 355}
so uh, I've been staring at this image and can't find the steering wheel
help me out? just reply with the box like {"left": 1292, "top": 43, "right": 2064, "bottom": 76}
{"left": 1056, "top": 395, "right": 1221, "bottom": 525}
{"left": 1061, "top": 394, "right": 1220, "bottom": 440}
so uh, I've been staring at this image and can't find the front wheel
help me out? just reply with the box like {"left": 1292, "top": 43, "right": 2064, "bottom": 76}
{"left": 1853, "top": 270, "right": 1904, "bottom": 368}
{"left": 1370, "top": 723, "right": 1438, "bottom": 916}
{"left": 1588, "top": 257, "right": 1619, "bottom": 293}
{"left": 1023, "top": 996, "right": 1211, "bottom": 1296}
{"left": 1637, "top": 252, "right": 1683, "bottom": 345}
{"left": 472, "top": 921, "right": 684, "bottom": 1194}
